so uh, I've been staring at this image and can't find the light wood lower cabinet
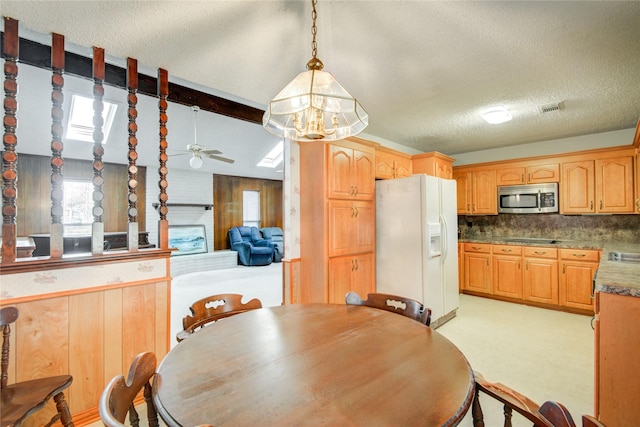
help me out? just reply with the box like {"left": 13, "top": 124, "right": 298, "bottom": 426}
{"left": 595, "top": 292, "right": 640, "bottom": 426}
{"left": 559, "top": 248, "right": 599, "bottom": 311}
{"left": 328, "top": 253, "right": 374, "bottom": 304}
{"left": 523, "top": 247, "right": 558, "bottom": 305}
{"left": 460, "top": 242, "right": 597, "bottom": 314}
{"left": 492, "top": 244, "right": 523, "bottom": 299}
{"left": 463, "top": 243, "right": 492, "bottom": 294}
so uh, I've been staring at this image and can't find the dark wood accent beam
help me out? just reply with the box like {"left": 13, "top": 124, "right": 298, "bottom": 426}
{"left": 0, "top": 32, "right": 264, "bottom": 125}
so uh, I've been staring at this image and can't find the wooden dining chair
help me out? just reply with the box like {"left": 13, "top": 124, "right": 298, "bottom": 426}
{"left": 0, "top": 306, "right": 75, "bottom": 427}
{"left": 472, "top": 371, "right": 606, "bottom": 427}
{"left": 176, "top": 293, "right": 263, "bottom": 342}
{"left": 344, "top": 291, "right": 432, "bottom": 326}
{"left": 99, "top": 352, "right": 159, "bottom": 427}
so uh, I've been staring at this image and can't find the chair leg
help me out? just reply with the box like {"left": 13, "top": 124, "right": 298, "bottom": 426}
{"left": 144, "top": 382, "right": 160, "bottom": 427}
{"left": 51, "top": 392, "right": 75, "bottom": 427}
{"left": 503, "top": 404, "right": 513, "bottom": 427}
{"left": 471, "top": 386, "right": 485, "bottom": 427}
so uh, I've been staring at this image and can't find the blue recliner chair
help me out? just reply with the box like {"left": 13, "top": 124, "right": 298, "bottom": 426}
{"left": 260, "top": 227, "right": 283, "bottom": 262}
{"left": 228, "top": 226, "right": 274, "bottom": 266}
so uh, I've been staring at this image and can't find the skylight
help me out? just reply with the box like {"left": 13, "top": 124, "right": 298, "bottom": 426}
{"left": 257, "top": 140, "right": 284, "bottom": 168}
{"left": 64, "top": 94, "right": 117, "bottom": 143}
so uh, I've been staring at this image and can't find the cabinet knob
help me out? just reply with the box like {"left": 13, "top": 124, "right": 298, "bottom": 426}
{"left": 572, "top": 253, "right": 586, "bottom": 258}
{"left": 590, "top": 200, "right": 593, "bottom": 210}
{"left": 501, "top": 249, "right": 512, "bottom": 253}
{"left": 534, "top": 251, "right": 547, "bottom": 255}
{"left": 599, "top": 200, "right": 603, "bottom": 210}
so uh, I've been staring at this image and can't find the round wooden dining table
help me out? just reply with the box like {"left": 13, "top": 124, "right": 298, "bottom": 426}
{"left": 153, "top": 303, "right": 475, "bottom": 427}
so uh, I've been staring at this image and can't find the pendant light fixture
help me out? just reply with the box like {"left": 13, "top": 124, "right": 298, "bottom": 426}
{"left": 263, "top": 0, "right": 368, "bottom": 142}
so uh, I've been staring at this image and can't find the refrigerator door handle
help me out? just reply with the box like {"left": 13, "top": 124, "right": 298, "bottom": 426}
{"left": 439, "top": 213, "right": 448, "bottom": 261}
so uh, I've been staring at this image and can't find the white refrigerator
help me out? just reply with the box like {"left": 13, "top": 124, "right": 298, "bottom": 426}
{"left": 375, "top": 174, "right": 459, "bottom": 328}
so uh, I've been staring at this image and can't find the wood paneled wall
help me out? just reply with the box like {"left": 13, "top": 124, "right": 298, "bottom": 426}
{"left": 213, "top": 174, "right": 283, "bottom": 250}
{"left": 14, "top": 154, "right": 146, "bottom": 236}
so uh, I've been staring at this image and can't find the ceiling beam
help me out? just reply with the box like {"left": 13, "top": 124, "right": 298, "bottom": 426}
{"left": 0, "top": 32, "right": 265, "bottom": 125}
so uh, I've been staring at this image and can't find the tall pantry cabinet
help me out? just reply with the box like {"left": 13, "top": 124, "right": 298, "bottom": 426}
{"left": 299, "top": 138, "right": 376, "bottom": 304}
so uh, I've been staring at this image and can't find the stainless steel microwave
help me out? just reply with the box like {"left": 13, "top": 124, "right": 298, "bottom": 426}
{"left": 497, "top": 183, "right": 559, "bottom": 214}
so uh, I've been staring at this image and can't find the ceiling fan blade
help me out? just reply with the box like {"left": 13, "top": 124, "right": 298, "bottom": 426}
{"left": 206, "top": 154, "right": 235, "bottom": 164}
{"left": 202, "top": 149, "right": 222, "bottom": 155}
{"left": 168, "top": 152, "right": 189, "bottom": 157}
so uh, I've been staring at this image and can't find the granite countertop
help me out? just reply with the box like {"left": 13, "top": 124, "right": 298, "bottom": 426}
{"left": 459, "top": 236, "right": 602, "bottom": 250}
{"left": 459, "top": 237, "right": 640, "bottom": 297}
{"left": 595, "top": 243, "right": 640, "bottom": 297}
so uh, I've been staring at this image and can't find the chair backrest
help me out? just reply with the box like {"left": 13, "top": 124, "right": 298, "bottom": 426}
{"left": 99, "top": 352, "right": 159, "bottom": 427}
{"left": 237, "top": 226, "right": 254, "bottom": 243}
{"left": 345, "top": 292, "right": 431, "bottom": 326}
{"left": 177, "top": 294, "right": 263, "bottom": 341}
{"left": 1, "top": 306, "right": 19, "bottom": 389}
{"left": 472, "top": 371, "right": 607, "bottom": 427}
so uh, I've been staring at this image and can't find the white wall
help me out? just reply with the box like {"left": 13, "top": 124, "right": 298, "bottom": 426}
{"left": 452, "top": 128, "right": 636, "bottom": 166}
{"left": 145, "top": 168, "right": 214, "bottom": 252}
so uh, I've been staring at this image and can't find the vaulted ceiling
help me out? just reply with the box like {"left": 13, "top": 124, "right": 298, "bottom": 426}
{"left": 1, "top": 1, "right": 639, "bottom": 179}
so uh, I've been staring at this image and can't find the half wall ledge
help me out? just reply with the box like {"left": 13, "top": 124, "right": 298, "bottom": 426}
{"left": 170, "top": 250, "right": 237, "bottom": 276}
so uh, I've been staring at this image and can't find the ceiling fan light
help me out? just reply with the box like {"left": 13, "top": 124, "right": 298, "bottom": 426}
{"left": 189, "top": 155, "right": 203, "bottom": 169}
{"left": 481, "top": 107, "right": 512, "bottom": 124}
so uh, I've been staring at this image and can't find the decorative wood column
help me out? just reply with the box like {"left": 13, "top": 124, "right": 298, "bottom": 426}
{"left": 157, "top": 68, "right": 169, "bottom": 249}
{"left": 126, "top": 58, "right": 140, "bottom": 251}
{"left": 91, "top": 47, "right": 106, "bottom": 255}
{"left": 49, "top": 33, "right": 66, "bottom": 258}
{"left": 1, "top": 17, "right": 19, "bottom": 264}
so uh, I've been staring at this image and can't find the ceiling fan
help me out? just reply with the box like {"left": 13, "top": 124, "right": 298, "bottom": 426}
{"left": 169, "top": 106, "right": 235, "bottom": 169}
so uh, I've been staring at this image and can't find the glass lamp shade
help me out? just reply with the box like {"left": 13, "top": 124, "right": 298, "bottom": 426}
{"left": 189, "top": 155, "right": 203, "bottom": 169}
{"left": 263, "top": 69, "right": 368, "bottom": 142}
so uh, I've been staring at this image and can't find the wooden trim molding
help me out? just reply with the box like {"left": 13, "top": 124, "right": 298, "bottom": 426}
{"left": 633, "top": 117, "right": 640, "bottom": 148}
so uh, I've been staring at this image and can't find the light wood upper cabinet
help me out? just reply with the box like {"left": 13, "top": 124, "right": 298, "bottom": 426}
{"left": 496, "top": 164, "right": 560, "bottom": 186}
{"left": 328, "top": 144, "right": 375, "bottom": 200}
{"left": 596, "top": 156, "right": 635, "bottom": 213}
{"left": 375, "top": 149, "right": 412, "bottom": 179}
{"left": 412, "top": 152, "right": 454, "bottom": 179}
{"left": 562, "top": 156, "right": 634, "bottom": 213}
{"left": 562, "top": 160, "right": 595, "bottom": 213}
{"left": 453, "top": 169, "right": 497, "bottom": 215}
{"left": 472, "top": 170, "right": 497, "bottom": 214}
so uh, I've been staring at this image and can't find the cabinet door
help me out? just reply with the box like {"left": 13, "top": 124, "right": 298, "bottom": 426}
{"left": 560, "top": 261, "right": 597, "bottom": 311}
{"left": 561, "top": 161, "right": 595, "bottom": 213}
{"left": 596, "top": 156, "right": 634, "bottom": 213}
{"left": 328, "top": 201, "right": 355, "bottom": 257}
{"left": 496, "top": 167, "right": 525, "bottom": 186}
{"left": 472, "top": 170, "right": 497, "bottom": 214}
{"left": 524, "top": 257, "right": 558, "bottom": 304}
{"left": 375, "top": 152, "right": 395, "bottom": 180}
{"left": 493, "top": 255, "right": 523, "bottom": 299}
{"left": 353, "top": 149, "right": 375, "bottom": 200}
{"left": 328, "top": 145, "right": 354, "bottom": 199}
{"left": 454, "top": 171, "right": 472, "bottom": 214}
{"left": 352, "top": 253, "right": 374, "bottom": 299}
{"left": 353, "top": 201, "right": 375, "bottom": 254}
{"left": 394, "top": 158, "right": 413, "bottom": 178}
{"left": 328, "top": 256, "right": 353, "bottom": 304}
{"left": 527, "top": 163, "right": 559, "bottom": 183}
{"left": 464, "top": 252, "right": 492, "bottom": 294}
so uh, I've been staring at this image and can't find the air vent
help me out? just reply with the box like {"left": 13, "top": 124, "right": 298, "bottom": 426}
{"left": 539, "top": 101, "right": 565, "bottom": 114}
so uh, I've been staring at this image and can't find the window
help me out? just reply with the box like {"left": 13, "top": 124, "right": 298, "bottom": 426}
{"left": 64, "top": 94, "right": 118, "bottom": 143}
{"left": 63, "top": 180, "right": 93, "bottom": 236}
{"left": 243, "top": 190, "right": 260, "bottom": 228}
{"left": 257, "top": 140, "right": 283, "bottom": 168}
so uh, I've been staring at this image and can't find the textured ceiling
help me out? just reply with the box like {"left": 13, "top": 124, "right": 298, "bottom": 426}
{"left": 1, "top": 1, "right": 640, "bottom": 177}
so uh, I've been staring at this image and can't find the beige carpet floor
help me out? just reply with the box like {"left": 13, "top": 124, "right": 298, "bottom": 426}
{"left": 94, "top": 263, "right": 594, "bottom": 426}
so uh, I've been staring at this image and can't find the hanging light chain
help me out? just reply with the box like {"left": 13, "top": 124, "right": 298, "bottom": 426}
{"left": 310, "top": 0, "right": 318, "bottom": 59}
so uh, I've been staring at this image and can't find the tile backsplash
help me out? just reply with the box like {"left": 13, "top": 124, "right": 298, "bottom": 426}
{"left": 458, "top": 214, "right": 640, "bottom": 243}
